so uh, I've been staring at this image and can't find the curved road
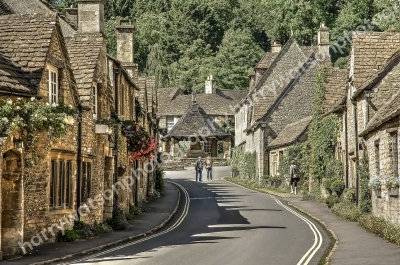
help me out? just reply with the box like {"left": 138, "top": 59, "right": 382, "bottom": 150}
{"left": 67, "top": 166, "right": 331, "bottom": 265}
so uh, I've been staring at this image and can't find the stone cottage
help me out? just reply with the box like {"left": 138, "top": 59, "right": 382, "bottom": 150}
{"left": 0, "top": 0, "right": 157, "bottom": 258}
{"left": 157, "top": 75, "right": 246, "bottom": 158}
{"left": 354, "top": 50, "right": 400, "bottom": 225}
{"left": 0, "top": 12, "right": 83, "bottom": 258}
{"left": 235, "top": 24, "right": 331, "bottom": 180}
{"left": 343, "top": 31, "right": 400, "bottom": 202}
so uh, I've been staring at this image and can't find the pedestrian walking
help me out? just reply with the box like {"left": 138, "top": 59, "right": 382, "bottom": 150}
{"left": 205, "top": 156, "right": 213, "bottom": 180}
{"left": 195, "top": 157, "right": 203, "bottom": 182}
{"left": 289, "top": 160, "right": 300, "bottom": 195}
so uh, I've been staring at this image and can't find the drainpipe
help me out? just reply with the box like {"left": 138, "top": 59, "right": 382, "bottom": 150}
{"left": 344, "top": 109, "right": 349, "bottom": 189}
{"left": 113, "top": 68, "right": 120, "bottom": 186}
{"left": 76, "top": 103, "right": 83, "bottom": 220}
{"left": 351, "top": 98, "right": 360, "bottom": 204}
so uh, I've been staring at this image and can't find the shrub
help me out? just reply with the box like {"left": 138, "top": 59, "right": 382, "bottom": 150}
{"left": 56, "top": 229, "right": 81, "bottom": 242}
{"left": 342, "top": 188, "right": 356, "bottom": 203}
{"left": 155, "top": 166, "right": 165, "bottom": 193}
{"left": 93, "top": 221, "right": 113, "bottom": 234}
{"left": 332, "top": 201, "right": 362, "bottom": 222}
{"left": 359, "top": 215, "right": 400, "bottom": 245}
{"left": 106, "top": 200, "right": 129, "bottom": 230}
{"left": 129, "top": 204, "right": 146, "bottom": 215}
{"left": 323, "top": 178, "right": 333, "bottom": 195}
{"left": 125, "top": 212, "right": 135, "bottom": 220}
{"left": 325, "top": 194, "right": 340, "bottom": 208}
{"left": 331, "top": 179, "right": 345, "bottom": 196}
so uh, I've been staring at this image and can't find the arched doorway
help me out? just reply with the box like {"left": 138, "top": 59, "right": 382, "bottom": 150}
{"left": 1, "top": 149, "right": 23, "bottom": 257}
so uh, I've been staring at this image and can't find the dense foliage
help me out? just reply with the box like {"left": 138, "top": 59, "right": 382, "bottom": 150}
{"left": 50, "top": 0, "right": 400, "bottom": 91}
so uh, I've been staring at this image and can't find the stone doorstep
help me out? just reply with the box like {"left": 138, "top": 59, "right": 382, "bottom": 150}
{"left": 23, "top": 183, "right": 182, "bottom": 265}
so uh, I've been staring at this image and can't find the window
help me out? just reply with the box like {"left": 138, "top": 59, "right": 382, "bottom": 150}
{"left": 375, "top": 140, "right": 380, "bottom": 175}
{"left": 49, "top": 160, "right": 73, "bottom": 209}
{"left": 362, "top": 99, "right": 369, "bottom": 129}
{"left": 270, "top": 152, "right": 278, "bottom": 176}
{"left": 48, "top": 66, "right": 58, "bottom": 104}
{"left": 92, "top": 85, "right": 98, "bottom": 119}
{"left": 392, "top": 133, "right": 398, "bottom": 178}
{"left": 81, "top": 162, "right": 92, "bottom": 203}
{"left": 166, "top": 117, "right": 174, "bottom": 132}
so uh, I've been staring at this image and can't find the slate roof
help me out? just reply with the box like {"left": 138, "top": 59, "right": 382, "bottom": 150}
{"left": 0, "top": 52, "right": 34, "bottom": 94}
{"left": 157, "top": 88, "right": 247, "bottom": 117}
{"left": 250, "top": 38, "right": 317, "bottom": 123}
{"left": 323, "top": 67, "right": 348, "bottom": 113}
{"left": 255, "top": 52, "right": 278, "bottom": 69}
{"left": 360, "top": 87, "right": 400, "bottom": 136}
{"left": 65, "top": 34, "right": 103, "bottom": 101}
{"left": 0, "top": 1, "right": 11, "bottom": 15}
{"left": 351, "top": 31, "right": 400, "bottom": 88}
{"left": 0, "top": 13, "right": 58, "bottom": 90}
{"left": 1, "top": 0, "right": 77, "bottom": 37}
{"left": 268, "top": 116, "right": 312, "bottom": 149}
{"left": 162, "top": 102, "right": 231, "bottom": 141}
{"left": 353, "top": 50, "right": 400, "bottom": 99}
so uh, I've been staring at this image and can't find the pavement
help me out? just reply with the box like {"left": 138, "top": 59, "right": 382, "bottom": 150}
{"left": 2, "top": 182, "right": 180, "bottom": 265}
{"left": 284, "top": 196, "right": 400, "bottom": 265}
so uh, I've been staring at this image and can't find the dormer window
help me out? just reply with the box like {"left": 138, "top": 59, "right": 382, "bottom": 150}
{"left": 92, "top": 84, "right": 98, "bottom": 119}
{"left": 48, "top": 65, "right": 58, "bottom": 104}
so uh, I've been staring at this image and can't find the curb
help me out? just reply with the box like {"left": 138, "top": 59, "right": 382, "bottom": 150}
{"left": 31, "top": 182, "right": 182, "bottom": 265}
{"left": 287, "top": 203, "right": 339, "bottom": 265}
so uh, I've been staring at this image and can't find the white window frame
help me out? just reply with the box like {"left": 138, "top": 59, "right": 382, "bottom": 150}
{"left": 166, "top": 117, "right": 174, "bottom": 132}
{"left": 92, "top": 83, "right": 98, "bottom": 119}
{"left": 48, "top": 65, "right": 58, "bottom": 104}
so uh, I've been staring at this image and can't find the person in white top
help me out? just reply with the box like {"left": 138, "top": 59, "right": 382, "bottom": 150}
{"left": 205, "top": 156, "right": 213, "bottom": 181}
{"left": 289, "top": 160, "right": 300, "bottom": 195}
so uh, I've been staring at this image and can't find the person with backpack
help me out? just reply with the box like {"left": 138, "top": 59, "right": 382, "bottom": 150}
{"left": 195, "top": 157, "right": 204, "bottom": 182}
{"left": 289, "top": 160, "right": 300, "bottom": 195}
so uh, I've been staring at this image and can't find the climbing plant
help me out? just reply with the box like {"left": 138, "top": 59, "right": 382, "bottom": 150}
{"left": 358, "top": 157, "right": 372, "bottom": 213}
{"left": 231, "top": 146, "right": 256, "bottom": 180}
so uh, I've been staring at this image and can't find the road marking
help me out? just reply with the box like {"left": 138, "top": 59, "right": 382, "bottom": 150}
{"left": 222, "top": 177, "right": 323, "bottom": 265}
{"left": 62, "top": 181, "right": 190, "bottom": 265}
{"left": 190, "top": 197, "right": 214, "bottom": 200}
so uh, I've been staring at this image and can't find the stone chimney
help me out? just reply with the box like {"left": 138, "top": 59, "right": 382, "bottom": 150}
{"left": 205, "top": 75, "right": 216, "bottom": 94}
{"left": 271, "top": 41, "right": 281, "bottom": 53}
{"left": 116, "top": 19, "right": 136, "bottom": 80}
{"left": 318, "top": 22, "right": 330, "bottom": 56}
{"left": 65, "top": 7, "right": 78, "bottom": 27}
{"left": 77, "top": 0, "right": 104, "bottom": 34}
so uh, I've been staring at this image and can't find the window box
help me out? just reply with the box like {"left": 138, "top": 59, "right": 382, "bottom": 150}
{"left": 389, "top": 187, "right": 399, "bottom": 198}
{"left": 95, "top": 124, "right": 111, "bottom": 134}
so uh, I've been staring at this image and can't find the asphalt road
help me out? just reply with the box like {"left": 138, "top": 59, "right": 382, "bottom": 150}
{"left": 68, "top": 166, "right": 331, "bottom": 265}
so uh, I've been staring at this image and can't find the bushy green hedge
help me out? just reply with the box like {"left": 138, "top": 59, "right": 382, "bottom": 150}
{"left": 332, "top": 201, "right": 362, "bottom": 222}
{"left": 231, "top": 146, "right": 256, "bottom": 180}
{"left": 155, "top": 166, "right": 165, "bottom": 193}
{"left": 56, "top": 220, "right": 113, "bottom": 242}
{"left": 359, "top": 215, "right": 400, "bottom": 245}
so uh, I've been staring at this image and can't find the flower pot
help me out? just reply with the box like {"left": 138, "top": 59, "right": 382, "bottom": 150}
{"left": 389, "top": 187, "right": 399, "bottom": 198}
{"left": 95, "top": 124, "right": 110, "bottom": 134}
{"left": 375, "top": 189, "right": 382, "bottom": 198}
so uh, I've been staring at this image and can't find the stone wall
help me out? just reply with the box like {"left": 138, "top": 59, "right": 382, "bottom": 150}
{"left": 364, "top": 118, "right": 400, "bottom": 225}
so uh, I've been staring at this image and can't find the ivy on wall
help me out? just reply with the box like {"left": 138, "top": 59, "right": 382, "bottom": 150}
{"left": 231, "top": 146, "right": 256, "bottom": 180}
{"left": 358, "top": 157, "right": 372, "bottom": 213}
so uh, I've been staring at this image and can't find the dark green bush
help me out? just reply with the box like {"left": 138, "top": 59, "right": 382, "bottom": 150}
{"left": 331, "top": 179, "right": 345, "bottom": 196}
{"left": 323, "top": 178, "right": 333, "bottom": 195}
{"left": 106, "top": 200, "right": 129, "bottom": 230}
{"left": 125, "top": 212, "right": 135, "bottom": 220}
{"left": 342, "top": 188, "right": 356, "bottom": 203}
{"left": 326, "top": 194, "right": 340, "bottom": 208}
{"left": 56, "top": 229, "right": 81, "bottom": 242}
{"left": 155, "top": 166, "right": 165, "bottom": 193}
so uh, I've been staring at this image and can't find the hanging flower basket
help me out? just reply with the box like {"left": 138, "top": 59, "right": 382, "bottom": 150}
{"left": 124, "top": 122, "right": 157, "bottom": 162}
